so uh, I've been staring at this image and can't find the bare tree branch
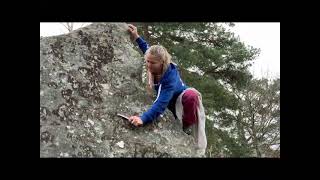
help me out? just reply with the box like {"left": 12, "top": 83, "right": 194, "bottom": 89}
{"left": 62, "top": 23, "right": 74, "bottom": 32}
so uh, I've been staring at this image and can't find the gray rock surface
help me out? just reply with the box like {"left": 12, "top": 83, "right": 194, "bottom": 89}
{"left": 40, "top": 23, "right": 197, "bottom": 157}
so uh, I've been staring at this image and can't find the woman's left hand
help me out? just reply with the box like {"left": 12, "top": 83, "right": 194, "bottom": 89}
{"left": 129, "top": 116, "right": 143, "bottom": 126}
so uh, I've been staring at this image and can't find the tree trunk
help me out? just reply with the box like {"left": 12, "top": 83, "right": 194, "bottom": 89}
{"left": 253, "top": 135, "right": 261, "bottom": 157}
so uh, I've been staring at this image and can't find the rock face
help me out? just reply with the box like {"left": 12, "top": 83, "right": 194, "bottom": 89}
{"left": 40, "top": 23, "right": 197, "bottom": 157}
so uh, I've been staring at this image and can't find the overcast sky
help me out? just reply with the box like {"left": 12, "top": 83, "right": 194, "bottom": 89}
{"left": 229, "top": 23, "right": 280, "bottom": 79}
{"left": 40, "top": 22, "right": 280, "bottom": 79}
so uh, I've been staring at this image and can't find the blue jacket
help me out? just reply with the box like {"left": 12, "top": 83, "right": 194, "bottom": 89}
{"left": 136, "top": 37, "right": 188, "bottom": 124}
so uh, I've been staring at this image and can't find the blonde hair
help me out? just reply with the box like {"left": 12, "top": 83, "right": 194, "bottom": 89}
{"left": 144, "top": 45, "right": 172, "bottom": 96}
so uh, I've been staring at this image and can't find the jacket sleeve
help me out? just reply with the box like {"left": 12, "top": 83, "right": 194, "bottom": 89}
{"left": 136, "top": 36, "right": 149, "bottom": 54}
{"left": 140, "top": 79, "right": 175, "bottom": 124}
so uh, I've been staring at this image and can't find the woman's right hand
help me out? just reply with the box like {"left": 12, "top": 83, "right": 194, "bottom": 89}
{"left": 128, "top": 24, "right": 139, "bottom": 41}
{"left": 129, "top": 115, "right": 143, "bottom": 126}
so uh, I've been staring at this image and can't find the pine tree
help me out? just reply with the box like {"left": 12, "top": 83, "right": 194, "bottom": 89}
{"left": 222, "top": 78, "right": 280, "bottom": 157}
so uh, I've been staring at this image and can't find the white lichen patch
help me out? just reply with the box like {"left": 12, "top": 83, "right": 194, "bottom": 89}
{"left": 101, "top": 83, "right": 110, "bottom": 90}
{"left": 88, "top": 118, "right": 94, "bottom": 126}
{"left": 59, "top": 152, "right": 70, "bottom": 157}
{"left": 116, "top": 141, "right": 125, "bottom": 148}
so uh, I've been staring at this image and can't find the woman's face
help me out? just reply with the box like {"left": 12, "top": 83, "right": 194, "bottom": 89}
{"left": 145, "top": 54, "right": 163, "bottom": 75}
